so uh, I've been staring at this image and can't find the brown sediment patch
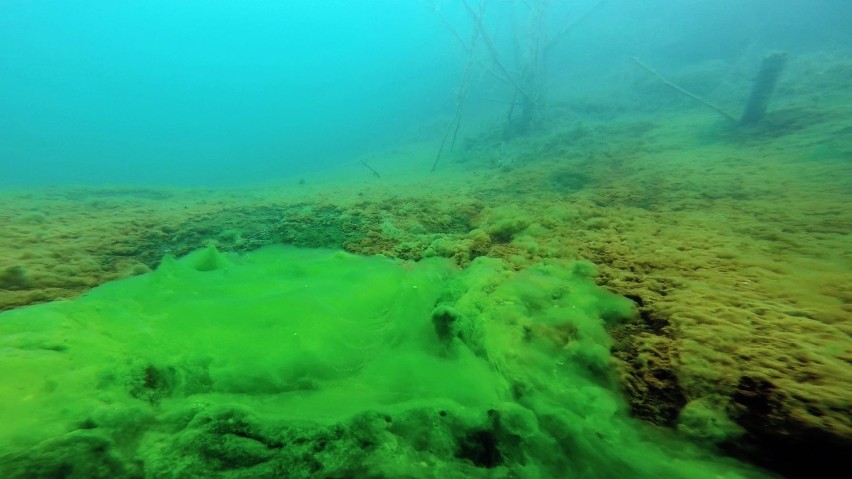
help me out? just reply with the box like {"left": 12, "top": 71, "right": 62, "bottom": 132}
{"left": 1, "top": 87, "right": 850, "bottom": 476}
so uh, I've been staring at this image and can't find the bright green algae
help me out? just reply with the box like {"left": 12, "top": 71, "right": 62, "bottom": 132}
{"left": 0, "top": 246, "right": 772, "bottom": 478}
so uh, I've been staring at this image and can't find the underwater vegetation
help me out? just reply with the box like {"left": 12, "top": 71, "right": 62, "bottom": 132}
{"left": 0, "top": 246, "right": 774, "bottom": 478}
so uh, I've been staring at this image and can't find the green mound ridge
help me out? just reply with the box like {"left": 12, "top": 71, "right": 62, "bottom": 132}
{"left": 0, "top": 246, "right": 772, "bottom": 478}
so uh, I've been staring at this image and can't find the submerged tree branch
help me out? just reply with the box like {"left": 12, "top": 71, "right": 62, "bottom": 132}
{"left": 631, "top": 57, "right": 737, "bottom": 122}
{"left": 360, "top": 159, "right": 381, "bottom": 179}
{"left": 461, "top": 0, "right": 532, "bottom": 103}
{"left": 545, "top": 0, "right": 608, "bottom": 54}
{"left": 431, "top": 2, "right": 485, "bottom": 172}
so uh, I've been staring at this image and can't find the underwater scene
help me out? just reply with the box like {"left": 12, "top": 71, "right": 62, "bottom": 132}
{"left": 0, "top": 1, "right": 849, "bottom": 478}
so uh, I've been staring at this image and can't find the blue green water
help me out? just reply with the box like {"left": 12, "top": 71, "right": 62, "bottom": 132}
{"left": 1, "top": 0, "right": 848, "bottom": 186}
{"left": 0, "top": 0, "right": 458, "bottom": 185}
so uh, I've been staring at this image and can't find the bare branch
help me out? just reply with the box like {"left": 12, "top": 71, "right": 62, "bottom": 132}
{"left": 631, "top": 57, "right": 737, "bottom": 122}
{"left": 428, "top": 1, "right": 471, "bottom": 52}
{"left": 360, "top": 159, "right": 381, "bottom": 179}
{"left": 460, "top": 0, "right": 532, "bottom": 102}
{"left": 545, "top": 0, "right": 608, "bottom": 54}
{"left": 431, "top": 4, "right": 484, "bottom": 172}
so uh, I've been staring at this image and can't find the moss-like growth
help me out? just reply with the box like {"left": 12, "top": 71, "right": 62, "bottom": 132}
{"left": 487, "top": 218, "right": 529, "bottom": 243}
{"left": 482, "top": 207, "right": 530, "bottom": 243}
{"left": 217, "top": 228, "right": 244, "bottom": 247}
{"left": 12, "top": 212, "right": 48, "bottom": 224}
{"left": 0, "top": 247, "right": 770, "bottom": 478}
{"left": 678, "top": 397, "right": 745, "bottom": 445}
{"left": 0, "top": 265, "right": 32, "bottom": 290}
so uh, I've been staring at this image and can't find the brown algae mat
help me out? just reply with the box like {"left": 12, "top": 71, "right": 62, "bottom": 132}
{"left": 1, "top": 100, "right": 850, "bottom": 475}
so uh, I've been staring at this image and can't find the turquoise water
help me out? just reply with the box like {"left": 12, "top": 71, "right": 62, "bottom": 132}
{"left": 0, "top": 0, "right": 458, "bottom": 185}
{"left": 1, "top": 0, "right": 848, "bottom": 186}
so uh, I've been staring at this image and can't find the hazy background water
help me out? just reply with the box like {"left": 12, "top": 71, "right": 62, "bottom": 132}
{"left": 1, "top": 0, "right": 849, "bottom": 187}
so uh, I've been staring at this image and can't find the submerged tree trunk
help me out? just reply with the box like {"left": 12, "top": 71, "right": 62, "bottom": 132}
{"left": 504, "top": 0, "right": 547, "bottom": 138}
{"left": 739, "top": 52, "right": 787, "bottom": 125}
{"left": 429, "top": 0, "right": 606, "bottom": 170}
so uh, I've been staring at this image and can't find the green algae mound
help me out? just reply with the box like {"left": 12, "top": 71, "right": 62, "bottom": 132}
{"left": 0, "top": 246, "right": 771, "bottom": 478}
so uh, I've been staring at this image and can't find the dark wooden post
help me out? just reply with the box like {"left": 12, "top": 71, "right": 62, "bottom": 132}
{"left": 739, "top": 52, "right": 788, "bottom": 125}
